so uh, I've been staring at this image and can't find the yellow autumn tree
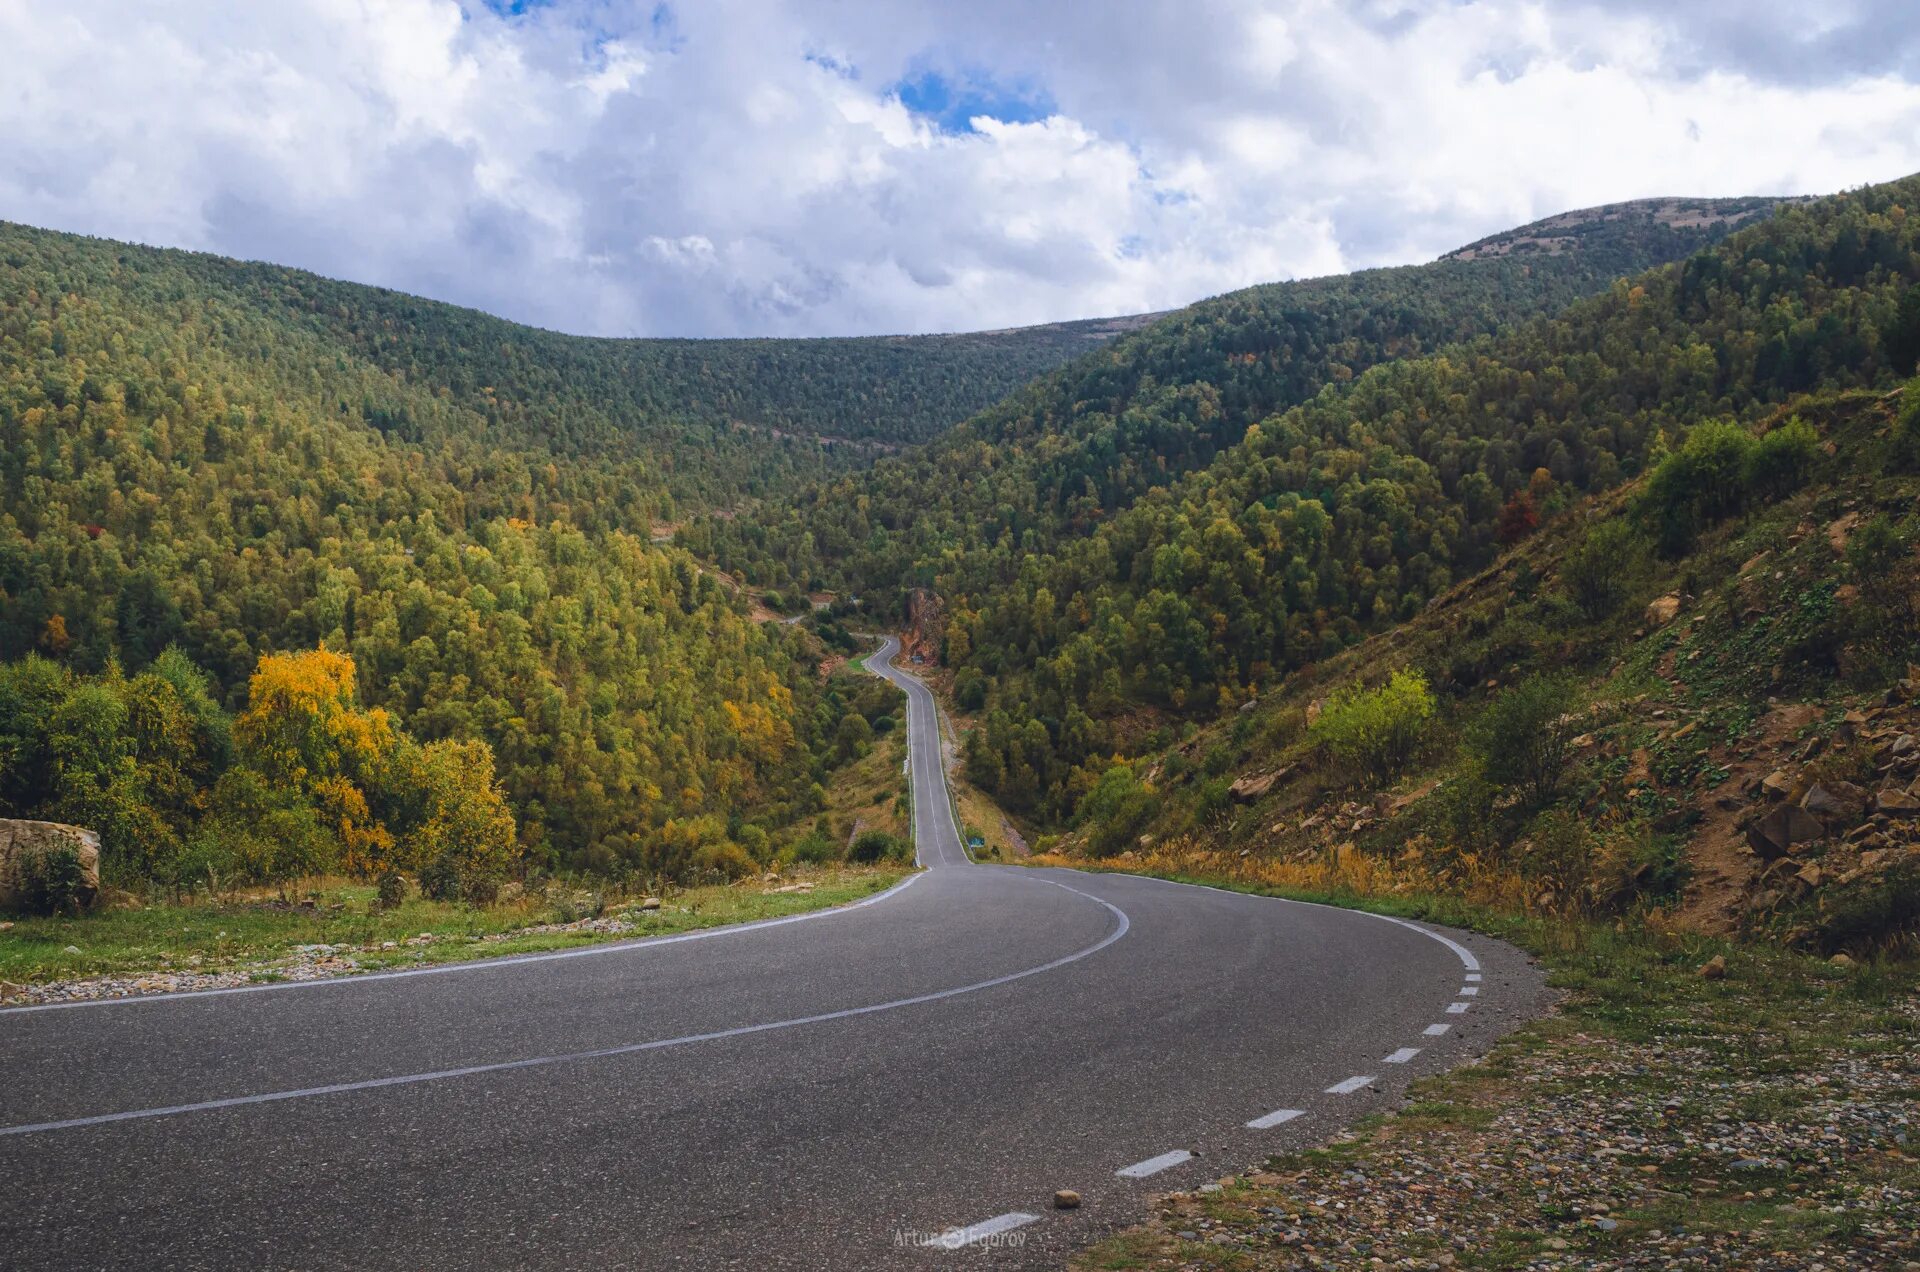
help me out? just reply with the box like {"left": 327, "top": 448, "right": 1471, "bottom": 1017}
{"left": 236, "top": 648, "right": 396, "bottom": 872}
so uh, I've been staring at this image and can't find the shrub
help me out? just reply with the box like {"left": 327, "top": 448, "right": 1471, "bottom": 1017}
{"left": 419, "top": 852, "right": 461, "bottom": 902}
{"left": 1560, "top": 519, "right": 1648, "bottom": 620}
{"left": 1077, "top": 764, "right": 1156, "bottom": 858}
{"left": 848, "top": 830, "right": 910, "bottom": 864}
{"left": 14, "top": 844, "right": 89, "bottom": 916}
{"left": 954, "top": 669, "right": 987, "bottom": 711}
{"left": 691, "top": 840, "right": 757, "bottom": 881}
{"left": 374, "top": 869, "right": 408, "bottom": 910}
{"left": 1469, "top": 673, "right": 1582, "bottom": 807}
{"left": 1642, "top": 420, "right": 1757, "bottom": 553}
{"left": 1428, "top": 761, "right": 1497, "bottom": 856}
{"left": 1742, "top": 415, "right": 1819, "bottom": 499}
{"left": 785, "top": 832, "right": 838, "bottom": 865}
{"left": 1898, "top": 377, "right": 1920, "bottom": 469}
{"left": 1521, "top": 808, "right": 1593, "bottom": 911}
{"left": 1308, "top": 668, "right": 1436, "bottom": 787}
{"left": 1640, "top": 417, "right": 1817, "bottom": 554}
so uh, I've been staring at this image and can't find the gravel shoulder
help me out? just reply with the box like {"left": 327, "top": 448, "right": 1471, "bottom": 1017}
{"left": 1053, "top": 868, "right": 1919, "bottom": 1271}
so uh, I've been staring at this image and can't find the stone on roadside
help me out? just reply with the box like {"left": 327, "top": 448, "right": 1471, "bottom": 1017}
{"left": 1052, "top": 1189, "right": 1081, "bottom": 1210}
{"left": 639, "top": 897, "right": 662, "bottom": 910}
{"left": 1698, "top": 954, "right": 1727, "bottom": 980}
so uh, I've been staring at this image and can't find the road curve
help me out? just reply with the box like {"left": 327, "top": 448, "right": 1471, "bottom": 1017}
{"left": 0, "top": 638, "right": 1546, "bottom": 1270}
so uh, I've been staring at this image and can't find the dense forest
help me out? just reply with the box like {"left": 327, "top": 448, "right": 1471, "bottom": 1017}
{"left": 1, "top": 218, "right": 1080, "bottom": 891}
{"left": 8, "top": 183, "right": 1908, "bottom": 899}
{"left": 0, "top": 221, "right": 1137, "bottom": 511}
{"left": 685, "top": 198, "right": 1781, "bottom": 596}
{"left": 883, "top": 181, "right": 1920, "bottom": 823}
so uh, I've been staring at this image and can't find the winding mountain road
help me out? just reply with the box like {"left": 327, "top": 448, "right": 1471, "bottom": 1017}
{"left": 0, "top": 637, "right": 1545, "bottom": 1269}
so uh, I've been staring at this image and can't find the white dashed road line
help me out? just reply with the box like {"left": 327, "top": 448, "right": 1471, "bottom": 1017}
{"left": 1325, "top": 1074, "right": 1375, "bottom": 1095}
{"left": 1383, "top": 1047, "right": 1421, "bottom": 1064}
{"left": 1423, "top": 1023, "right": 1452, "bottom": 1036}
{"left": 1117, "top": 1150, "right": 1194, "bottom": 1179}
{"left": 1465, "top": 972, "right": 1482, "bottom": 982}
{"left": 1458, "top": 985, "right": 1479, "bottom": 996}
{"left": 1246, "top": 1108, "right": 1306, "bottom": 1129}
{"left": 1446, "top": 1001, "right": 1470, "bottom": 1014}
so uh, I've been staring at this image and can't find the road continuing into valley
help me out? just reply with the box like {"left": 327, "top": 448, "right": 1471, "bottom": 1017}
{"left": 0, "top": 636, "right": 1544, "bottom": 1270}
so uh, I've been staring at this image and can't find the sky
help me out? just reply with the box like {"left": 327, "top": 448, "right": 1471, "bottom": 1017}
{"left": 5, "top": 1, "right": 1920, "bottom": 338}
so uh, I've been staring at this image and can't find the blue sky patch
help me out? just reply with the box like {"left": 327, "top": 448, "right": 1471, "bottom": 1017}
{"left": 892, "top": 66, "right": 1055, "bottom": 133}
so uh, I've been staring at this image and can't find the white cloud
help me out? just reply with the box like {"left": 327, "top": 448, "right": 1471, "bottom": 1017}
{"left": 2, "top": 0, "right": 1919, "bottom": 337}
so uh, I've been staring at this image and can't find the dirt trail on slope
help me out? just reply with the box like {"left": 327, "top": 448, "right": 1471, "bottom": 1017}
{"left": 1671, "top": 702, "right": 1822, "bottom": 934}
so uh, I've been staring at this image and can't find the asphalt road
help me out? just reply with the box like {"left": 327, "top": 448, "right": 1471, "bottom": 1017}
{"left": 0, "top": 637, "right": 1546, "bottom": 1270}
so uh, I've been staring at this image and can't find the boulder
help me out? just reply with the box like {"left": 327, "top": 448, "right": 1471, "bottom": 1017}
{"left": 1645, "top": 595, "right": 1682, "bottom": 626}
{"left": 1873, "top": 787, "right": 1920, "bottom": 816}
{"left": 1228, "top": 766, "right": 1292, "bottom": 803}
{"left": 1746, "top": 805, "right": 1825, "bottom": 860}
{"left": 1800, "top": 781, "right": 1865, "bottom": 826}
{"left": 0, "top": 820, "right": 100, "bottom": 913}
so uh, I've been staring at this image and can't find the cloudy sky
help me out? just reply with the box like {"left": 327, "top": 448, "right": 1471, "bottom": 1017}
{"left": 6, "top": 1, "right": 1920, "bottom": 338}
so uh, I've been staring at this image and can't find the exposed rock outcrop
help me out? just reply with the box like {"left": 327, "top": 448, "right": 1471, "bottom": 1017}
{"left": 0, "top": 820, "right": 101, "bottom": 913}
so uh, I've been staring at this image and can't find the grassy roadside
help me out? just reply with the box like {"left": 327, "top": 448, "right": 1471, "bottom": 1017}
{"left": 1028, "top": 859, "right": 1919, "bottom": 1271}
{"left": 0, "top": 866, "right": 910, "bottom": 999}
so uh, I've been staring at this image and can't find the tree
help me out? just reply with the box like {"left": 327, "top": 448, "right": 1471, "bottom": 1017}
{"left": 1308, "top": 669, "right": 1435, "bottom": 787}
{"left": 236, "top": 649, "right": 396, "bottom": 872}
{"left": 833, "top": 711, "right": 873, "bottom": 762}
{"left": 1886, "top": 284, "right": 1920, "bottom": 375}
{"left": 1560, "top": 520, "right": 1648, "bottom": 621}
{"left": 1495, "top": 491, "right": 1539, "bottom": 545}
{"left": 401, "top": 739, "right": 520, "bottom": 889}
{"left": 1469, "top": 674, "right": 1582, "bottom": 806}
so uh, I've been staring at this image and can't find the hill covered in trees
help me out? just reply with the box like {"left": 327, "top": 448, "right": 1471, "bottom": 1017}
{"left": 0, "top": 220, "right": 1142, "bottom": 511}
{"left": 0, "top": 216, "right": 1133, "bottom": 895}
{"left": 782, "top": 178, "right": 1920, "bottom": 827}
{"left": 685, "top": 197, "right": 1783, "bottom": 596}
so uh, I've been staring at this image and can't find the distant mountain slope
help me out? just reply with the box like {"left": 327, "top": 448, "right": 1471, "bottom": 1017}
{"left": 689, "top": 196, "right": 1785, "bottom": 595}
{"left": 0, "top": 220, "right": 1138, "bottom": 503}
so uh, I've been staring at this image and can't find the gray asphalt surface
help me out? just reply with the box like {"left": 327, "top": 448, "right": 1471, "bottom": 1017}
{"left": 0, "top": 637, "right": 1547, "bottom": 1270}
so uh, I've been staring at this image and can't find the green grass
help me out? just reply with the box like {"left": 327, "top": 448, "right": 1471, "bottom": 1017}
{"left": 0, "top": 866, "right": 910, "bottom": 989}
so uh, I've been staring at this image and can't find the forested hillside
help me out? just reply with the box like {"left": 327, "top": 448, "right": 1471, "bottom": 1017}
{"left": 0, "top": 218, "right": 1126, "bottom": 895}
{"left": 0, "top": 221, "right": 1138, "bottom": 506}
{"left": 686, "top": 197, "right": 1780, "bottom": 595}
{"left": 916, "top": 179, "right": 1920, "bottom": 824}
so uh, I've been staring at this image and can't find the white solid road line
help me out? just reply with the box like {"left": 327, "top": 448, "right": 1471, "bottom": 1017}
{"left": 0, "top": 880, "right": 1132, "bottom": 1139}
{"left": 2, "top": 871, "right": 929, "bottom": 1017}
{"left": 1117, "top": 1150, "right": 1194, "bottom": 1179}
{"left": 1325, "top": 1075, "right": 1375, "bottom": 1095}
{"left": 1423, "top": 1023, "right": 1452, "bottom": 1036}
{"left": 1246, "top": 1108, "right": 1306, "bottom": 1129}
{"left": 929, "top": 1212, "right": 1040, "bottom": 1249}
{"left": 1383, "top": 1047, "right": 1421, "bottom": 1064}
